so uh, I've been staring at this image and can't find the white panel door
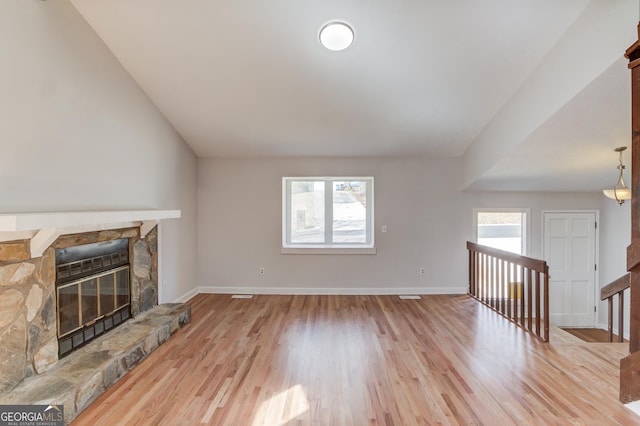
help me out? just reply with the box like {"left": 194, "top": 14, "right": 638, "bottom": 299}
{"left": 543, "top": 212, "right": 597, "bottom": 327}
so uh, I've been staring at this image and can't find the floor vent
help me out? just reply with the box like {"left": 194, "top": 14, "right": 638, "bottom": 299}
{"left": 231, "top": 294, "right": 254, "bottom": 299}
{"left": 399, "top": 295, "right": 421, "bottom": 300}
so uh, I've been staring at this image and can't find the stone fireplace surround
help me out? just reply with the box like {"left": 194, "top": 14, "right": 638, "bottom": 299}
{"left": 0, "top": 211, "right": 190, "bottom": 422}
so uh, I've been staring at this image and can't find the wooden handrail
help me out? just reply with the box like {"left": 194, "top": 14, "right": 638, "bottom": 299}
{"left": 467, "top": 242, "right": 548, "bottom": 271}
{"left": 467, "top": 241, "right": 550, "bottom": 342}
{"left": 601, "top": 273, "right": 630, "bottom": 301}
{"left": 600, "top": 273, "right": 629, "bottom": 343}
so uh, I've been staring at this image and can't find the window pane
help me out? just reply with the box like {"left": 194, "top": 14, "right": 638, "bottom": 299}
{"left": 333, "top": 181, "right": 367, "bottom": 243}
{"left": 477, "top": 212, "right": 523, "bottom": 254}
{"left": 290, "top": 181, "right": 325, "bottom": 243}
{"left": 283, "top": 176, "right": 374, "bottom": 249}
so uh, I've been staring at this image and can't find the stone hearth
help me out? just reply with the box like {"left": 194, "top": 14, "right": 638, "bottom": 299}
{"left": 0, "top": 303, "right": 190, "bottom": 423}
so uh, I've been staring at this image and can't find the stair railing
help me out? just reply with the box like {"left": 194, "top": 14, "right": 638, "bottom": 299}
{"left": 467, "top": 241, "right": 549, "bottom": 342}
{"left": 600, "top": 273, "right": 630, "bottom": 343}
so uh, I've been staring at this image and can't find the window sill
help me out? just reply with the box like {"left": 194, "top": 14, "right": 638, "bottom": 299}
{"left": 281, "top": 246, "right": 376, "bottom": 255}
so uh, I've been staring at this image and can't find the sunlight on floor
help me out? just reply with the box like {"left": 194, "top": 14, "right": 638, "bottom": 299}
{"left": 252, "top": 384, "right": 310, "bottom": 426}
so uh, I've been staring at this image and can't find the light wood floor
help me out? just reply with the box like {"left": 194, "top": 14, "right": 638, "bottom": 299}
{"left": 73, "top": 294, "right": 640, "bottom": 425}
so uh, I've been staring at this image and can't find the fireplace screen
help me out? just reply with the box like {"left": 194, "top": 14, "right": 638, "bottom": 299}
{"left": 56, "top": 239, "right": 131, "bottom": 357}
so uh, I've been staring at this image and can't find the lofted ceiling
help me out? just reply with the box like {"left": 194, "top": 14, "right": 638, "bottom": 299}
{"left": 70, "top": 0, "right": 637, "bottom": 192}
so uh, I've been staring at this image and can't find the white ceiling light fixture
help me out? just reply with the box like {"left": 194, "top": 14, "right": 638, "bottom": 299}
{"left": 319, "top": 21, "right": 354, "bottom": 51}
{"left": 603, "top": 146, "right": 632, "bottom": 205}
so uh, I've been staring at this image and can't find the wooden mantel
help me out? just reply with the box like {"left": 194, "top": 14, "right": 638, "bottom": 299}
{"left": 0, "top": 210, "right": 181, "bottom": 258}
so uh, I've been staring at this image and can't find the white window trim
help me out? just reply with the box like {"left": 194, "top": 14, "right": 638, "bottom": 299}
{"left": 281, "top": 246, "right": 377, "bottom": 255}
{"left": 282, "top": 177, "right": 375, "bottom": 254}
{"left": 473, "top": 208, "right": 530, "bottom": 256}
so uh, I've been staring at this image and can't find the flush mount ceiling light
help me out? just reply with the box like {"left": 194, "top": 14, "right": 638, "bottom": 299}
{"left": 603, "top": 146, "right": 632, "bottom": 205}
{"left": 319, "top": 21, "right": 354, "bottom": 51}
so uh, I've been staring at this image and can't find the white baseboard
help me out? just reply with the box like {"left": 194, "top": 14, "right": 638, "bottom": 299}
{"left": 626, "top": 400, "right": 640, "bottom": 417}
{"left": 192, "top": 286, "right": 467, "bottom": 296}
{"left": 597, "top": 322, "right": 630, "bottom": 340}
{"left": 174, "top": 287, "right": 199, "bottom": 303}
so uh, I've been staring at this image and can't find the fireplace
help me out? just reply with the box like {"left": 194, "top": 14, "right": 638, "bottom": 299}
{"left": 55, "top": 238, "right": 132, "bottom": 357}
{"left": 0, "top": 210, "right": 180, "bottom": 398}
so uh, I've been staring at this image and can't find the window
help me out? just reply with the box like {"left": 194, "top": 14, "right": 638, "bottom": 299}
{"left": 282, "top": 177, "right": 374, "bottom": 253}
{"left": 475, "top": 209, "right": 528, "bottom": 255}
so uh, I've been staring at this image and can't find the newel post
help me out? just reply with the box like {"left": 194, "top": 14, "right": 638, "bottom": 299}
{"left": 621, "top": 22, "right": 640, "bottom": 404}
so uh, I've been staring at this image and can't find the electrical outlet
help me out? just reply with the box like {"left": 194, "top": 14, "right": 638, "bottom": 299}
{"left": 162, "top": 281, "right": 167, "bottom": 290}
{"left": 259, "top": 267, "right": 265, "bottom": 276}
{"left": 419, "top": 267, "right": 425, "bottom": 276}
{"left": 381, "top": 225, "right": 387, "bottom": 233}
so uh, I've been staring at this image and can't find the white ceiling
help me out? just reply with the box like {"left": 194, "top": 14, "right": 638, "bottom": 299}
{"left": 70, "top": 0, "right": 637, "bottom": 192}
{"left": 468, "top": 57, "right": 632, "bottom": 192}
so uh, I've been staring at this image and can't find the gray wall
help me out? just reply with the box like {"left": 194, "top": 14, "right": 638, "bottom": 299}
{"left": 0, "top": 1, "right": 198, "bottom": 302}
{"left": 197, "top": 157, "right": 612, "bottom": 295}
{"left": 598, "top": 197, "right": 630, "bottom": 334}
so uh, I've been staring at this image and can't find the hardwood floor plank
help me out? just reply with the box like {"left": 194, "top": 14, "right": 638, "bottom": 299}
{"left": 562, "top": 327, "right": 626, "bottom": 343}
{"left": 73, "top": 294, "right": 640, "bottom": 425}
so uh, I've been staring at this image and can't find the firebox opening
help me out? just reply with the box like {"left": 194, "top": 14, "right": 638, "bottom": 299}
{"left": 55, "top": 238, "right": 131, "bottom": 358}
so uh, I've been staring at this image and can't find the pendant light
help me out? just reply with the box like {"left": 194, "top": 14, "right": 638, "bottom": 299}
{"left": 603, "top": 146, "right": 631, "bottom": 205}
